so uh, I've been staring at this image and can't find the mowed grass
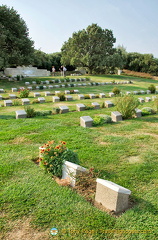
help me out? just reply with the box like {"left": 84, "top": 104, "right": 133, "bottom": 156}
{"left": 0, "top": 74, "right": 158, "bottom": 240}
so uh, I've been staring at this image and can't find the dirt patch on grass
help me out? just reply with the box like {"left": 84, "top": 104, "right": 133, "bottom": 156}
{"left": 128, "top": 156, "right": 142, "bottom": 164}
{"left": 9, "top": 136, "right": 31, "bottom": 144}
{"left": 3, "top": 218, "right": 50, "bottom": 240}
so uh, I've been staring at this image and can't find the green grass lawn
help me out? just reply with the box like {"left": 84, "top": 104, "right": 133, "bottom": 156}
{"left": 0, "top": 74, "right": 158, "bottom": 240}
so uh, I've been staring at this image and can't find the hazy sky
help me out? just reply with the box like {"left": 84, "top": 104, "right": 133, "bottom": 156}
{"left": 1, "top": 0, "right": 158, "bottom": 57}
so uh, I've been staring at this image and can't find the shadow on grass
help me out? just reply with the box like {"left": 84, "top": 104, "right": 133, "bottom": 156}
{"left": 0, "top": 115, "right": 15, "bottom": 119}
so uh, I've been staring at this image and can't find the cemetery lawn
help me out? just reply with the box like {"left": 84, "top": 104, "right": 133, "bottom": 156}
{"left": 0, "top": 74, "right": 158, "bottom": 240}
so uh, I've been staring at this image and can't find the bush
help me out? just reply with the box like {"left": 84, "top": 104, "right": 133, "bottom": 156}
{"left": 39, "top": 85, "right": 44, "bottom": 90}
{"left": 141, "top": 107, "right": 156, "bottom": 116}
{"left": 112, "top": 87, "right": 120, "bottom": 95}
{"left": 93, "top": 114, "right": 112, "bottom": 126}
{"left": 85, "top": 105, "right": 94, "bottom": 110}
{"left": 16, "top": 75, "right": 20, "bottom": 81}
{"left": 116, "top": 95, "right": 139, "bottom": 119}
{"left": 36, "top": 80, "right": 41, "bottom": 84}
{"left": 84, "top": 94, "right": 90, "bottom": 99}
{"left": 35, "top": 110, "right": 52, "bottom": 116}
{"left": 19, "top": 89, "right": 29, "bottom": 98}
{"left": 13, "top": 99, "right": 21, "bottom": 106}
{"left": 39, "top": 140, "right": 79, "bottom": 178}
{"left": 148, "top": 84, "right": 156, "bottom": 93}
{"left": 57, "top": 92, "right": 65, "bottom": 101}
{"left": 25, "top": 106, "right": 36, "bottom": 118}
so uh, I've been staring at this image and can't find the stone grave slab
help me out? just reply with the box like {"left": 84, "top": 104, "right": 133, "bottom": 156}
{"left": 105, "top": 100, "right": 113, "bottom": 108}
{"left": 22, "top": 98, "right": 30, "bottom": 105}
{"left": 89, "top": 94, "right": 95, "bottom": 99}
{"left": 34, "top": 92, "right": 41, "bottom": 97}
{"left": 16, "top": 110, "right": 27, "bottom": 119}
{"left": 52, "top": 96, "right": 60, "bottom": 102}
{"left": 78, "top": 94, "right": 84, "bottom": 100}
{"left": 80, "top": 116, "right": 93, "bottom": 127}
{"left": 4, "top": 100, "right": 12, "bottom": 106}
{"left": 65, "top": 95, "right": 73, "bottom": 101}
{"left": 92, "top": 102, "right": 100, "bottom": 109}
{"left": 111, "top": 111, "right": 122, "bottom": 122}
{"left": 62, "top": 161, "right": 88, "bottom": 187}
{"left": 9, "top": 94, "right": 16, "bottom": 99}
{"left": 59, "top": 105, "right": 69, "bottom": 114}
{"left": 109, "top": 92, "right": 114, "bottom": 97}
{"left": 38, "top": 97, "right": 45, "bottom": 103}
{"left": 99, "top": 93, "right": 105, "bottom": 98}
{"left": 76, "top": 104, "right": 86, "bottom": 111}
{"left": 95, "top": 178, "right": 131, "bottom": 213}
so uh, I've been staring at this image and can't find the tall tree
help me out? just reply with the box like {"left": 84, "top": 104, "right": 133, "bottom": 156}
{"left": 0, "top": 5, "right": 34, "bottom": 69}
{"left": 61, "top": 23, "right": 116, "bottom": 74}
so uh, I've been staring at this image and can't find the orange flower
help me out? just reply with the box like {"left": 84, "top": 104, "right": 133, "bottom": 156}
{"left": 61, "top": 141, "right": 66, "bottom": 145}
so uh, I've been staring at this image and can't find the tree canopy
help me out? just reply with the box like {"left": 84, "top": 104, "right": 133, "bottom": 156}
{"left": 61, "top": 23, "right": 116, "bottom": 73}
{"left": 0, "top": 5, "right": 34, "bottom": 69}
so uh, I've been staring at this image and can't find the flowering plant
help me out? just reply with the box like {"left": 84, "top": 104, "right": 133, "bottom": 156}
{"left": 19, "top": 88, "right": 30, "bottom": 98}
{"left": 39, "top": 140, "right": 79, "bottom": 178}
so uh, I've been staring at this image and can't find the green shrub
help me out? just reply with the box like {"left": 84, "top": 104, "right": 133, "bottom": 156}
{"left": 19, "top": 89, "right": 29, "bottom": 98}
{"left": 36, "top": 80, "right": 41, "bottom": 84}
{"left": 35, "top": 110, "right": 52, "bottom": 116}
{"left": 16, "top": 75, "right": 20, "bottom": 81}
{"left": 13, "top": 99, "right": 21, "bottom": 106}
{"left": 84, "top": 94, "right": 90, "bottom": 99}
{"left": 93, "top": 114, "right": 112, "bottom": 126}
{"left": 112, "top": 87, "right": 120, "bottom": 95}
{"left": 57, "top": 92, "right": 65, "bottom": 101}
{"left": 141, "top": 107, "right": 156, "bottom": 116}
{"left": 85, "top": 105, "right": 94, "bottom": 110}
{"left": 25, "top": 106, "right": 36, "bottom": 118}
{"left": 116, "top": 95, "right": 139, "bottom": 119}
{"left": 148, "top": 84, "right": 156, "bottom": 93}
{"left": 39, "top": 85, "right": 44, "bottom": 90}
{"left": 70, "top": 90, "right": 74, "bottom": 94}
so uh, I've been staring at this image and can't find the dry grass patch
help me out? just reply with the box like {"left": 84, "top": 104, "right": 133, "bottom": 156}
{"left": 9, "top": 136, "right": 32, "bottom": 145}
{"left": 2, "top": 218, "right": 50, "bottom": 240}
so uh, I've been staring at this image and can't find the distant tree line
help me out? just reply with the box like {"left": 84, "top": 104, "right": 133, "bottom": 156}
{"left": 0, "top": 5, "right": 158, "bottom": 76}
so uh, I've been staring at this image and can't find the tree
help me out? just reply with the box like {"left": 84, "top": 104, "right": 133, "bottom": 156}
{"left": 61, "top": 23, "right": 116, "bottom": 74}
{"left": 0, "top": 5, "right": 34, "bottom": 69}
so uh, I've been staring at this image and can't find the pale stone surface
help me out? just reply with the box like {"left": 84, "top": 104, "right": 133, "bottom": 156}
{"left": 34, "top": 92, "right": 41, "bottom": 97}
{"left": 12, "top": 88, "right": 17, "bottom": 92}
{"left": 92, "top": 102, "right": 100, "bottom": 109}
{"left": 140, "top": 90, "right": 145, "bottom": 94}
{"left": 59, "top": 105, "right": 69, "bottom": 113}
{"left": 78, "top": 94, "right": 84, "bottom": 100}
{"left": 138, "top": 97, "right": 144, "bottom": 103}
{"left": 133, "top": 91, "right": 138, "bottom": 95}
{"left": 74, "top": 89, "right": 79, "bottom": 93}
{"left": 126, "top": 91, "right": 131, "bottom": 95}
{"left": 45, "top": 81, "right": 49, "bottom": 84}
{"left": 38, "top": 97, "right": 45, "bottom": 103}
{"left": 99, "top": 93, "right": 105, "bottom": 98}
{"left": 152, "top": 96, "right": 157, "bottom": 101}
{"left": 95, "top": 178, "right": 131, "bottom": 213}
{"left": 0, "top": 95, "right": 2, "bottom": 100}
{"left": 65, "top": 95, "right": 73, "bottom": 101}
{"left": 45, "top": 91, "right": 51, "bottom": 96}
{"left": 55, "top": 91, "right": 60, "bottom": 95}
{"left": 4, "top": 100, "right": 12, "bottom": 106}
{"left": 62, "top": 161, "right": 88, "bottom": 187}
{"left": 49, "top": 85, "right": 53, "bottom": 89}
{"left": 22, "top": 98, "right": 30, "bottom": 105}
{"left": 111, "top": 111, "right": 122, "bottom": 122}
{"left": 135, "top": 109, "right": 142, "bottom": 118}
{"left": 89, "top": 94, "right": 95, "bottom": 99}
{"left": 16, "top": 110, "right": 27, "bottom": 119}
{"left": 65, "top": 90, "right": 70, "bottom": 94}
{"left": 109, "top": 92, "right": 115, "bottom": 97}
{"left": 146, "top": 90, "right": 151, "bottom": 94}
{"left": 9, "top": 94, "right": 16, "bottom": 99}
{"left": 145, "top": 97, "right": 151, "bottom": 102}
{"left": 80, "top": 116, "right": 93, "bottom": 127}
{"left": 25, "top": 82, "right": 30, "bottom": 85}
{"left": 105, "top": 100, "right": 113, "bottom": 108}
{"left": 0, "top": 89, "right": 5, "bottom": 93}
{"left": 52, "top": 96, "right": 60, "bottom": 102}
{"left": 76, "top": 103, "right": 86, "bottom": 111}
{"left": 27, "top": 87, "right": 32, "bottom": 90}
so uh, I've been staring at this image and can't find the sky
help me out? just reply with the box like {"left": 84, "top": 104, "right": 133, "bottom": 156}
{"left": 1, "top": 0, "right": 158, "bottom": 58}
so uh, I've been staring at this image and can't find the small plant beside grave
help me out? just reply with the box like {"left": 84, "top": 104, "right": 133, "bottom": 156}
{"left": 24, "top": 106, "right": 36, "bottom": 118}
{"left": 93, "top": 114, "right": 112, "bottom": 126}
{"left": 39, "top": 140, "right": 79, "bottom": 178}
{"left": 19, "top": 89, "right": 30, "bottom": 98}
{"left": 148, "top": 84, "right": 156, "bottom": 93}
{"left": 141, "top": 107, "right": 156, "bottom": 116}
{"left": 115, "top": 95, "right": 139, "bottom": 119}
{"left": 112, "top": 87, "right": 120, "bottom": 95}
